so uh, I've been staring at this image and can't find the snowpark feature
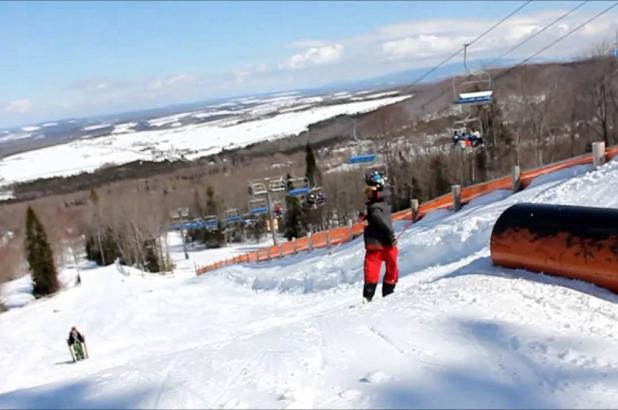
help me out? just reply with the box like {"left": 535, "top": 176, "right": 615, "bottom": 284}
{"left": 491, "top": 202, "right": 618, "bottom": 292}
{"left": 2, "top": 158, "right": 618, "bottom": 408}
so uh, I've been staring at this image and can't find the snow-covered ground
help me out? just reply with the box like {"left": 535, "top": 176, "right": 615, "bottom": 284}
{"left": 0, "top": 94, "right": 409, "bottom": 186}
{"left": 2, "top": 159, "right": 618, "bottom": 408}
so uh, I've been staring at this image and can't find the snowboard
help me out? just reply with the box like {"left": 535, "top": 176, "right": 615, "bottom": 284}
{"left": 69, "top": 341, "right": 88, "bottom": 362}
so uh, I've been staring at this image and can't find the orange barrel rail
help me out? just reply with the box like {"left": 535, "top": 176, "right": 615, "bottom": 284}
{"left": 490, "top": 203, "right": 618, "bottom": 293}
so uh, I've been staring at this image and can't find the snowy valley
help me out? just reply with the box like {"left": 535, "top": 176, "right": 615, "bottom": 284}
{"left": 0, "top": 90, "right": 409, "bottom": 191}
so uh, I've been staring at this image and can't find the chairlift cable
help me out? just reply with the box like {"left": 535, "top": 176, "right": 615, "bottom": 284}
{"left": 466, "top": 0, "right": 534, "bottom": 48}
{"left": 486, "top": 0, "right": 589, "bottom": 69}
{"left": 495, "top": 2, "right": 618, "bottom": 80}
{"left": 419, "top": 1, "right": 617, "bottom": 111}
{"left": 407, "top": 0, "right": 533, "bottom": 88}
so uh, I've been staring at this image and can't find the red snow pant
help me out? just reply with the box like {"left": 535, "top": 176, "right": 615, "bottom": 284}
{"left": 364, "top": 246, "right": 398, "bottom": 285}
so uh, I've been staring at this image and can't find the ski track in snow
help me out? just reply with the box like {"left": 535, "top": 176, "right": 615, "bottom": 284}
{"left": 2, "top": 159, "right": 618, "bottom": 408}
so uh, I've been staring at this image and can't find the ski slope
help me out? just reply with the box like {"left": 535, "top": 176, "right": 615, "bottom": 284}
{"left": 2, "top": 159, "right": 618, "bottom": 409}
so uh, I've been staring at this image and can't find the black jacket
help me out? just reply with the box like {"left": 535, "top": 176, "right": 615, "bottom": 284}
{"left": 363, "top": 194, "right": 395, "bottom": 249}
{"left": 67, "top": 330, "right": 85, "bottom": 346}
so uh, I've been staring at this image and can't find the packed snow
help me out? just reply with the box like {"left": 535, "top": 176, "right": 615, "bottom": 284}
{"left": 82, "top": 124, "right": 112, "bottom": 132}
{"left": 110, "top": 122, "right": 138, "bottom": 134}
{"left": 0, "top": 95, "right": 410, "bottom": 186}
{"left": 21, "top": 126, "right": 41, "bottom": 132}
{"left": 2, "top": 159, "right": 618, "bottom": 408}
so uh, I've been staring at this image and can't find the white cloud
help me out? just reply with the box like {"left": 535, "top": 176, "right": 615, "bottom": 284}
{"left": 287, "top": 39, "right": 329, "bottom": 49}
{"left": 285, "top": 44, "right": 343, "bottom": 70}
{"left": 150, "top": 74, "right": 194, "bottom": 90}
{"left": 93, "top": 82, "right": 110, "bottom": 92}
{"left": 4, "top": 99, "right": 32, "bottom": 114}
{"left": 233, "top": 63, "right": 272, "bottom": 83}
{"left": 376, "top": 10, "right": 618, "bottom": 63}
{"left": 383, "top": 34, "right": 468, "bottom": 60}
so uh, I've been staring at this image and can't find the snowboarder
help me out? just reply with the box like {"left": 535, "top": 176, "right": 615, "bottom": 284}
{"left": 67, "top": 326, "right": 88, "bottom": 362}
{"left": 361, "top": 170, "right": 398, "bottom": 302}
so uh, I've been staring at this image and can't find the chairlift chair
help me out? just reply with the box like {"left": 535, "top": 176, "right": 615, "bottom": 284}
{"left": 248, "top": 181, "right": 268, "bottom": 196}
{"left": 242, "top": 213, "right": 257, "bottom": 227}
{"left": 181, "top": 218, "right": 206, "bottom": 231}
{"left": 303, "top": 187, "right": 327, "bottom": 210}
{"left": 453, "top": 78, "right": 493, "bottom": 105}
{"left": 224, "top": 208, "right": 243, "bottom": 225}
{"left": 286, "top": 176, "right": 311, "bottom": 197}
{"left": 249, "top": 198, "right": 268, "bottom": 215}
{"left": 268, "top": 177, "right": 287, "bottom": 193}
{"left": 347, "top": 153, "right": 377, "bottom": 164}
{"left": 452, "top": 44, "right": 493, "bottom": 106}
{"left": 203, "top": 215, "right": 219, "bottom": 231}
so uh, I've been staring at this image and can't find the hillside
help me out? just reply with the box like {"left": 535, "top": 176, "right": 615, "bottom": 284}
{"left": 1, "top": 157, "right": 618, "bottom": 408}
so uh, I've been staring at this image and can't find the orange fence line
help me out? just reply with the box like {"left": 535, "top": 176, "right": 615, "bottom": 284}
{"left": 196, "top": 145, "right": 616, "bottom": 275}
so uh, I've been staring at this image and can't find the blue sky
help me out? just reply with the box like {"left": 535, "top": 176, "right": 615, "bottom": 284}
{"left": 1, "top": 1, "right": 616, "bottom": 128}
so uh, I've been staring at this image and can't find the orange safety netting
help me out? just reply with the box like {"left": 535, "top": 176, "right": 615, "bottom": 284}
{"left": 196, "top": 145, "right": 615, "bottom": 275}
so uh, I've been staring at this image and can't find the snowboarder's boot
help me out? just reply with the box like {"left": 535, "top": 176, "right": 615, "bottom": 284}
{"left": 363, "top": 283, "right": 377, "bottom": 302}
{"left": 382, "top": 282, "right": 396, "bottom": 298}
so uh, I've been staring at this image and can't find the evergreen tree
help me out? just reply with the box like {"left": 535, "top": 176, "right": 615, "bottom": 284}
{"left": 249, "top": 215, "right": 267, "bottom": 244}
{"left": 24, "top": 207, "right": 59, "bottom": 297}
{"left": 305, "top": 143, "right": 322, "bottom": 187}
{"left": 475, "top": 149, "right": 488, "bottom": 183}
{"left": 284, "top": 195, "right": 305, "bottom": 240}
{"left": 283, "top": 173, "right": 305, "bottom": 239}
{"left": 430, "top": 155, "right": 450, "bottom": 197}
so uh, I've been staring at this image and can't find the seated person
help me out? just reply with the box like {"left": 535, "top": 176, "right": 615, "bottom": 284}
{"left": 452, "top": 130, "right": 461, "bottom": 145}
{"left": 470, "top": 129, "right": 484, "bottom": 147}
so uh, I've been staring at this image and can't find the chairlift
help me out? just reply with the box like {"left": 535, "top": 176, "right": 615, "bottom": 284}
{"left": 347, "top": 153, "right": 377, "bottom": 164}
{"left": 224, "top": 208, "right": 243, "bottom": 224}
{"left": 286, "top": 176, "right": 310, "bottom": 197}
{"left": 242, "top": 213, "right": 258, "bottom": 227}
{"left": 303, "top": 187, "right": 327, "bottom": 210}
{"left": 268, "top": 177, "right": 287, "bottom": 193}
{"left": 451, "top": 117, "right": 486, "bottom": 150}
{"left": 170, "top": 207, "right": 190, "bottom": 220}
{"left": 249, "top": 198, "right": 268, "bottom": 215}
{"left": 203, "top": 215, "right": 219, "bottom": 231}
{"left": 248, "top": 180, "right": 268, "bottom": 196}
{"left": 452, "top": 44, "right": 493, "bottom": 106}
{"left": 179, "top": 217, "right": 217, "bottom": 231}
